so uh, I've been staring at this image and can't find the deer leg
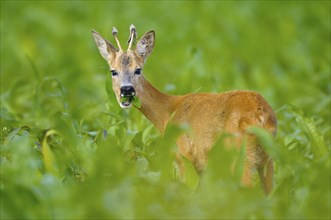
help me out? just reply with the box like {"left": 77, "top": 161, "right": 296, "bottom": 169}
{"left": 239, "top": 131, "right": 257, "bottom": 188}
{"left": 175, "top": 134, "right": 195, "bottom": 182}
{"left": 258, "top": 157, "right": 274, "bottom": 195}
{"left": 241, "top": 159, "right": 254, "bottom": 188}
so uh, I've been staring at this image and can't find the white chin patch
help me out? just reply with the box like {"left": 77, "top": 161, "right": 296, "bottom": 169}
{"left": 120, "top": 102, "right": 132, "bottom": 109}
{"left": 119, "top": 95, "right": 134, "bottom": 109}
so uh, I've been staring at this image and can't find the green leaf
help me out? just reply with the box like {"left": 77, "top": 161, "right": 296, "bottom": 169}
{"left": 180, "top": 156, "right": 200, "bottom": 190}
{"left": 42, "top": 130, "right": 59, "bottom": 175}
{"left": 132, "top": 96, "right": 141, "bottom": 108}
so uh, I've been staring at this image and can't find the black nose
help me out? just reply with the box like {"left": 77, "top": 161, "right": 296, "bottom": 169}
{"left": 120, "top": 85, "right": 135, "bottom": 96}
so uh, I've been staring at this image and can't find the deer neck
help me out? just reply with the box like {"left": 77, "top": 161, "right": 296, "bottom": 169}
{"left": 137, "top": 77, "right": 179, "bottom": 133}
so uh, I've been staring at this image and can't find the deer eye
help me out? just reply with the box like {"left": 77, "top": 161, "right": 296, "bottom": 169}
{"left": 110, "top": 70, "right": 118, "bottom": 77}
{"left": 134, "top": 68, "right": 142, "bottom": 75}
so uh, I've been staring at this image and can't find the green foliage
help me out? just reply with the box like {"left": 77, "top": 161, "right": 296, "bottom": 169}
{"left": 1, "top": 1, "right": 330, "bottom": 219}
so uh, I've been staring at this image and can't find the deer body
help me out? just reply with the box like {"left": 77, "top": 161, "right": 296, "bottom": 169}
{"left": 92, "top": 25, "right": 277, "bottom": 194}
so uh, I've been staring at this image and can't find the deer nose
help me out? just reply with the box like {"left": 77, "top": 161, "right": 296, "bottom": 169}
{"left": 120, "top": 85, "right": 135, "bottom": 97}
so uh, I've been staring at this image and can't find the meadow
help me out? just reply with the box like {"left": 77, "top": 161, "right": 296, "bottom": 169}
{"left": 1, "top": 1, "right": 330, "bottom": 219}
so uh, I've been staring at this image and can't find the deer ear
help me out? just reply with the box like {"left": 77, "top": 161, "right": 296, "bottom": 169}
{"left": 136, "top": 30, "right": 155, "bottom": 60}
{"left": 92, "top": 30, "right": 118, "bottom": 61}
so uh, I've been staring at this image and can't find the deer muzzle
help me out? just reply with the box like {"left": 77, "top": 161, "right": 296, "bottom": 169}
{"left": 120, "top": 85, "right": 136, "bottom": 107}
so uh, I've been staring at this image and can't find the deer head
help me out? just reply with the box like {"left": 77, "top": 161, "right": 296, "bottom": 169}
{"left": 92, "top": 25, "right": 155, "bottom": 108}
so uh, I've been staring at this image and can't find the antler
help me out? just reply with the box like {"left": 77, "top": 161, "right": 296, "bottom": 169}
{"left": 111, "top": 25, "right": 137, "bottom": 51}
{"left": 127, "top": 24, "right": 137, "bottom": 51}
{"left": 112, "top": 27, "right": 123, "bottom": 51}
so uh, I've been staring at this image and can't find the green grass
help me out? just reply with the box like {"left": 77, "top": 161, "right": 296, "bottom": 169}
{"left": 1, "top": 1, "right": 330, "bottom": 219}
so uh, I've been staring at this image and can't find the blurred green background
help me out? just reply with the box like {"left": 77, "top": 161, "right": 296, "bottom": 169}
{"left": 1, "top": 1, "right": 330, "bottom": 219}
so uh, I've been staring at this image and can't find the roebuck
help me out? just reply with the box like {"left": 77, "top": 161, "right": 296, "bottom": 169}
{"left": 92, "top": 25, "right": 277, "bottom": 194}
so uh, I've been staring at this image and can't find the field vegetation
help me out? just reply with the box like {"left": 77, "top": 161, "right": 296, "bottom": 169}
{"left": 1, "top": 1, "right": 330, "bottom": 219}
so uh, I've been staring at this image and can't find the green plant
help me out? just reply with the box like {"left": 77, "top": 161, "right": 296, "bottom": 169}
{"left": 1, "top": 1, "right": 330, "bottom": 219}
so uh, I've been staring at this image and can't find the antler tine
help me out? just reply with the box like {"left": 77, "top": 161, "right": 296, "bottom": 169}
{"left": 127, "top": 24, "right": 137, "bottom": 51}
{"left": 112, "top": 26, "right": 123, "bottom": 51}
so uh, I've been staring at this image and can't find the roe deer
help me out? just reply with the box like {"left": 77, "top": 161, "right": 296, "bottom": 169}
{"left": 92, "top": 25, "right": 277, "bottom": 194}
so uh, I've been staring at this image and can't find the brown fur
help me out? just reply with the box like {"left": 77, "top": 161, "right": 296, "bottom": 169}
{"left": 92, "top": 27, "right": 277, "bottom": 194}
